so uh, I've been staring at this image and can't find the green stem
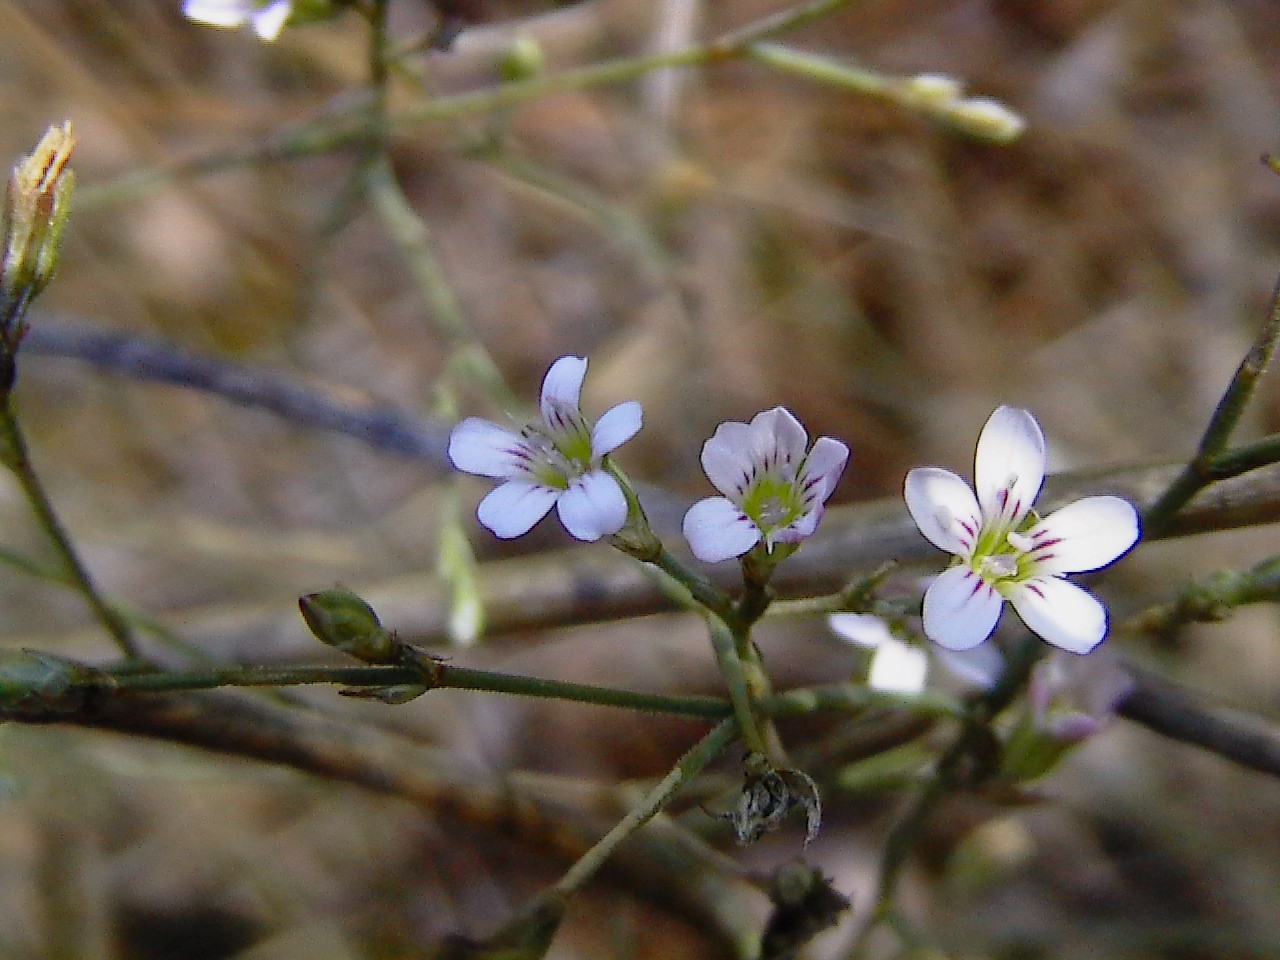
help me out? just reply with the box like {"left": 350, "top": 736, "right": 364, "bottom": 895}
{"left": 1146, "top": 269, "right": 1280, "bottom": 535}
{"left": 108, "top": 661, "right": 732, "bottom": 717}
{"left": 743, "top": 42, "right": 890, "bottom": 97}
{"left": 363, "top": 154, "right": 520, "bottom": 411}
{"left": 714, "top": 0, "right": 861, "bottom": 47}
{"left": 1202, "top": 433, "right": 1280, "bottom": 480}
{"left": 706, "top": 617, "right": 768, "bottom": 755}
{"left": 763, "top": 683, "right": 965, "bottom": 721}
{"left": 0, "top": 396, "right": 142, "bottom": 661}
{"left": 850, "top": 635, "right": 1042, "bottom": 956}
{"left": 78, "top": 0, "right": 865, "bottom": 211}
{"left": 552, "top": 717, "right": 738, "bottom": 896}
{"left": 647, "top": 547, "right": 737, "bottom": 625}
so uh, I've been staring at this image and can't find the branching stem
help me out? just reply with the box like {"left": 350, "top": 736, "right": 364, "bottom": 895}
{"left": 0, "top": 396, "right": 141, "bottom": 661}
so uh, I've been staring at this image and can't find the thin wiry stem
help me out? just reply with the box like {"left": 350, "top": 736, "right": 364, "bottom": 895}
{"left": 552, "top": 718, "right": 738, "bottom": 896}
{"left": 707, "top": 617, "right": 768, "bottom": 755}
{"left": 101, "top": 661, "right": 733, "bottom": 717}
{"left": 1145, "top": 269, "right": 1280, "bottom": 536}
{"left": 0, "top": 397, "right": 142, "bottom": 661}
{"left": 76, "top": 0, "right": 975, "bottom": 210}
{"left": 363, "top": 154, "right": 520, "bottom": 411}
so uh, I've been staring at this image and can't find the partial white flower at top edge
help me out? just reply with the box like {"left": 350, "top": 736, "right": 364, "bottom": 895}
{"left": 904, "top": 406, "right": 1140, "bottom": 655}
{"left": 448, "top": 356, "right": 643, "bottom": 543}
{"left": 683, "top": 407, "right": 849, "bottom": 563}
{"left": 183, "top": 0, "right": 293, "bottom": 40}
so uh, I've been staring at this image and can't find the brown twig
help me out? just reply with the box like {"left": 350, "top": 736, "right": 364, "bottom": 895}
{"left": 24, "top": 686, "right": 758, "bottom": 943}
{"left": 1117, "top": 666, "right": 1280, "bottom": 777}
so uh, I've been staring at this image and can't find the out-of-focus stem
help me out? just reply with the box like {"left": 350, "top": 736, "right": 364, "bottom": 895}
{"left": 0, "top": 396, "right": 141, "bottom": 661}
{"left": 552, "top": 717, "right": 738, "bottom": 896}
{"left": 1146, "top": 270, "right": 1280, "bottom": 535}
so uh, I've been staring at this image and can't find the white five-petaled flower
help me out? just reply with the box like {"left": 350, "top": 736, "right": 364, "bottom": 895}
{"left": 829, "top": 612, "right": 1004, "bottom": 695}
{"left": 682, "top": 407, "right": 849, "bottom": 563}
{"left": 183, "top": 0, "right": 293, "bottom": 40}
{"left": 828, "top": 613, "right": 928, "bottom": 695}
{"left": 904, "top": 406, "right": 1140, "bottom": 655}
{"left": 448, "top": 356, "right": 643, "bottom": 543}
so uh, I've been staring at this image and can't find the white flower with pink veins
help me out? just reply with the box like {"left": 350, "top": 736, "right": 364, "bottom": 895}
{"left": 448, "top": 356, "right": 642, "bottom": 542}
{"left": 905, "top": 406, "right": 1139, "bottom": 654}
{"left": 682, "top": 407, "right": 848, "bottom": 564}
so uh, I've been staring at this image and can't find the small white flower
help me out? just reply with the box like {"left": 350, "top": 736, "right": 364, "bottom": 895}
{"left": 183, "top": 0, "right": 293, "bottom": 40}
{"left": 683, "top": 407, "right": 848, "bottom": 563}
{"left": 448, "top": 356, "right": 642, "bottom": 542}
{"left": 905, "top": 406, "right": 1140, "bottom": 654}
{"left": 829, "top": 612, "right": 999, "bottom": 695}
{"left": 829, "top": 613, "right": 927, "bottom": 694}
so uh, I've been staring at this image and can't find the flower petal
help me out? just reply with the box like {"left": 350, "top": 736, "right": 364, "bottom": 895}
{"left": 700, "top": 422, "right": 756, "bottom": 501}
{"left": 749, "top": 407, "right": 808, "bottom": 476}
{"left": 476, "top": 481, "right": 558, "bottom": 539}
{"left": 773, "top": 507, "right": 821, "bottom": 544}
{"left": 800, "top": 436, "right": 850, "bottom": 505}
{"left": 869, "top": 640, "right": 930, "bottom": 694}
{"left": 540, "top": 356, "right": 587, "bottom": 421}
{"left": 682, "top": 497, "right": 761, "bottom": 562}
{"left": 448, "top": 418, "right": 524, "bottom": 479}
{"left": 921, "top": 566, "right": 1004, "bottom": 651}
{"left": 828, "top": 612, "right": 894, "bottom": 648}
{"left": 591, "top": 401, "right": 643, "bottom": 456}
{"left": 974, "top": 406, "right": 1045, "bottom": 525}
{"left": 904, "top": 467, "right": 981, "bottom": 556}
{"left": 251, "top": 0, "right": 291, "bottom": 38}
{"left": 1007, "top": 576, "right": 1107, "bottom": 654}
{"left": 557, "top": 470, "right": 628, "bottom": 541}
{"left": 184, "top": 0, "right": 252, "bottom": 27}
{"left": 1029, "top": 496, "right": 1140, "bottom": 575}
{"left": 934, "top": 643, "right": 1005, "bottom": 690}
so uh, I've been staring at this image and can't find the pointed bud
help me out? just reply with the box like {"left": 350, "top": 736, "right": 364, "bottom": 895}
{"left": 437, "top": 510, "right": 484, "bottom": 646}
{"left": 2, "top": 122, "right": 76, "bottom": 322}
{"left": 945, "top": 97, "right": 1026, "bottom": 143}
{"left": 298, "top": 588, "right": 400, "bottom": 664}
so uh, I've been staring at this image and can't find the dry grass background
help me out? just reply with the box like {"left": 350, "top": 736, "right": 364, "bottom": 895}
{"left": 1, "top": 0, "right": 1280, "bottom": 957}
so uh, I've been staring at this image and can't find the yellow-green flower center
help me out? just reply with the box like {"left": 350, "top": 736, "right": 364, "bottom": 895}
{"left": 740, "top": 474, "right": 802, "bottom": 534}
{"left": 522, "top": 402, "right": 595, "bottom": 490}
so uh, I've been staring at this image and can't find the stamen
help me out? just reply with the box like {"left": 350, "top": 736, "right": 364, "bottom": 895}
{"left": 1007, "top": 531, "right": 1034, "bottom": 552}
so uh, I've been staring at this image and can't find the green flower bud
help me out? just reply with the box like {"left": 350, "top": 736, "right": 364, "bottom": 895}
{"left": 298, "top": 588, "right": 399, "bottom": 664}
{"left": 498, "top": 35, "right": 545, "bottom": 84}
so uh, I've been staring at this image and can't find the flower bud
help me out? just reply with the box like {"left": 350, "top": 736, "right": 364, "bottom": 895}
{"left": 904, "top": 72, "right": 963, "bottom": 106}
{"left": 945, "top": 97, "right": 1026, "bottom": 144}
{"left": 2, "top": 122, "right": 76, "bottom": 321}
{"left": 298, "top": 588, "right": 400, "bottom": 664}
{"left": 498, "top": 35, "right": 545, "bottom": 84}
{"left": 1000, "top": 649, "right": 1132, "bottom": 781}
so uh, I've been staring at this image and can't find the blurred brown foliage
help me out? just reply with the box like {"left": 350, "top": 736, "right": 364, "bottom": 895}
{"left": 1, "top": 0, "right": 1280, "bottom": 957}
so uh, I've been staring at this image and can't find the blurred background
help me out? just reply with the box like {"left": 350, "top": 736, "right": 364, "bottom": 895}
{"left": 1, "top": 0, "right": 1279, "bottom": 956}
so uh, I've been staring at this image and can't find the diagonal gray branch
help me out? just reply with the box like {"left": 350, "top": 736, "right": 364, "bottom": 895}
{"left": 23, "top": 317, "right": 454, "bottom": 467}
